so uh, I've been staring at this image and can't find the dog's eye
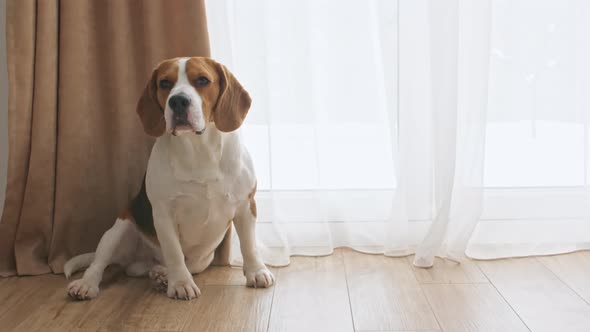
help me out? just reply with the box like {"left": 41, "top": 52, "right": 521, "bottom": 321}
{"left": 195, "top": 76, "right": 210, "bottom": 87}
{"left": 159, "top": 79, "right": 173, "bottom": 90}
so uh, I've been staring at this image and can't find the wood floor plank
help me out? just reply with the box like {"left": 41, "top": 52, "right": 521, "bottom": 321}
{"left": 422, "top": 283, "right": 529, "bottom": 332}
{"left": 537, "top": 251, "right": 590, "bottom": 304}
{"left": 14, "top": 297, "right": 91, "bottom": 332}
{"left": 408, "top": 256, "right": 488, "bottom": 284}
{"left": 89, "top": 277, "right": 151, "bottom": 331}
{"left": 343, "top": 250, "right": 440, "bottom": 331}
{"left": 0, "top": 277, "right": 43, "bottom": 320}
{"left": 182, "top": 285, "right": 273, "bottom": 332}
{"left": 0, "top": 275, "right": 66, "bottom": 331}
{"left": 115, "top": 282, "right": 197, "bottom": 331}
{"left": 194, "top": 265, "right": 277, "bottom": 286}
{"left": 10, "top": 273, "right": 146, "bottom": 332}
{"left": 0, "top": 277, "right": 22, "bottom": 319}
{"left": 267, "top": 251, "right": 354, "bottom": 332}
{"left": 478, "top": 257, "right": 590, "bottom": 332}
{"left": 2, "top": 251, "right": 588, "bottom": 332}
{"left": 194, "top": 266, "right": 246, "bottom": 286}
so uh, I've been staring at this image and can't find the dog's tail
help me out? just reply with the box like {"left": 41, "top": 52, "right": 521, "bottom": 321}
{"left": 64, "top": 252, "right": 95, "bottom": 279}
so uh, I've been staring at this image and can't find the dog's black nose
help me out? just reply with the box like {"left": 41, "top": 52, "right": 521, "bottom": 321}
{"left": 168, "top": 94, "right": 191, "bottom": 112}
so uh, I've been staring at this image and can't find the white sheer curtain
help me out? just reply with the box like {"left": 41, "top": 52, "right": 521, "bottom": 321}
{"left": 205, "top": 0, "right": 590, "bottom": 268}
{"left": 410, "top": 1, "right": 491, "bottom": 267}
{"left": 473, "top": 0, "right": 590, "bottom": 258}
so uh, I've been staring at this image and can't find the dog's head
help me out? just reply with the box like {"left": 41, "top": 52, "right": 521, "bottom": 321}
{"left": 137, "top": 57, "right": 251, "bottom": 137}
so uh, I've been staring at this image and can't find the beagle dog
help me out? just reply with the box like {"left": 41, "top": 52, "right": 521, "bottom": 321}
{"left": 64, "top": 57, "right": 274, "bottom": 300}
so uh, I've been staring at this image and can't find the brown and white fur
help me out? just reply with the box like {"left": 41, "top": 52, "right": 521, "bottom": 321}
{"left": 65, "top": 57, "right": 274, "bottom": 301}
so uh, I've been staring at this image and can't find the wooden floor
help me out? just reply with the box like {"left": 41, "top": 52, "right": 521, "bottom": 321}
{"left": 1, "top": 249, "right": 590, "bottom": 332}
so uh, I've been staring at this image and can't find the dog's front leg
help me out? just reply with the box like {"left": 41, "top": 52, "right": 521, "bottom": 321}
{"left": 153, "top": 202, "right": 201, "bottom": 300}
{"left": 233, "top": 201, "right": 275, "bottom": 288}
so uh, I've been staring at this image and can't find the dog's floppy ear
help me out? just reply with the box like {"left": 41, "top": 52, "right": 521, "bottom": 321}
{"left": 137, "top": 68, "right": 166, "bottom": 137}
{"left": 211, "top": 61, "right": 252, "bottom": 132}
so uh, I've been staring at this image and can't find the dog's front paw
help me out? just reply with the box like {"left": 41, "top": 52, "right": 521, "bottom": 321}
{"left": 167, "top": 275, "right": 201, "bottom": 300}
{"left": 67, "top": 279, "right": 99, "bottom": 301}
{"left": 244, "top": 267, "right": 275, "bottom": 288}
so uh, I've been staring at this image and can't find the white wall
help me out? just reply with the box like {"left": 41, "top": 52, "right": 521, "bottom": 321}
{"left": 0, "top": 0, "right": 8, "bottom": 218}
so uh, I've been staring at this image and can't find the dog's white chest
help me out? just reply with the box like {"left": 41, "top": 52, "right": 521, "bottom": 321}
{"left": 146, "top": 129, "right": 256, "bottom": 272}
{"left": 173, "top": 182, "right": 236, "bottom": 247}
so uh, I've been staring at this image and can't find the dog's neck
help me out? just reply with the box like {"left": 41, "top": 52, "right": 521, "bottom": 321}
{"left": 162, "top": 124, "right": 240, "bottom": 183}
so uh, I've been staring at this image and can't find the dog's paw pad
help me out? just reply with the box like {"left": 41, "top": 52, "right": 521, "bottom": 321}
{"left": 67, "top": 279, "right": 99, "bottom": 301}
{"left": 245, "top": 267, "right": 275, "bottom": 288}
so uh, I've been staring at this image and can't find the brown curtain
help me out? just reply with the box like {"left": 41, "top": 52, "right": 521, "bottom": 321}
{"left": 0, "top": 0, "right": 211, "bottom": 276}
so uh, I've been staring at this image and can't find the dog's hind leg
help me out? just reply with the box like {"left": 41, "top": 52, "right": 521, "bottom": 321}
{"left": 148, "top": 264, "right": 168, "bottom": 292}
{"left": 67, "top": 218, "right": 134, "bottom": 300}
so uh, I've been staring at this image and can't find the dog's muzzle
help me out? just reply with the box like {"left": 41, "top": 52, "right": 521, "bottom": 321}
{"left": 169, "top": 93, "right": 191, "bottom": 126}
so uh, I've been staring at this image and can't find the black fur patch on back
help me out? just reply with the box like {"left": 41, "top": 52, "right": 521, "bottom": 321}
{"left": 130, "top": 175, "right": 156, "bottom": 236}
